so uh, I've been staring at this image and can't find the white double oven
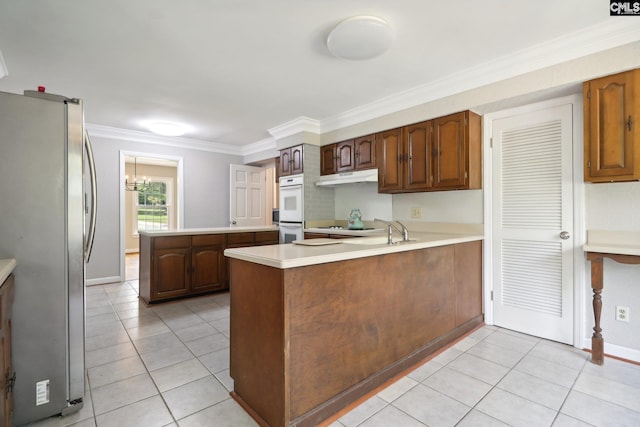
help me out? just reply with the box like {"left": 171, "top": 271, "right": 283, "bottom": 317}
{"left": 278, "top": 174, "right": 304, "bottom": 243}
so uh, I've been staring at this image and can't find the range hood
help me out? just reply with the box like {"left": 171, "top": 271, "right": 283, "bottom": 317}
{"left": 315, "top": 169, "right": 378, "bottom": 187}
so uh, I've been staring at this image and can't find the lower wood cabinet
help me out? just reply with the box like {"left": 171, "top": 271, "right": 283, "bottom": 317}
{"left": 225, "top": 231, "right": 279, "bottom": 284}
{"left": 140, "top": 231, "right": 278, "bottom": 304}
{"left": 141, "top": 234, "right": 224, "bottom": 303}
{"left": 0, "top": 274, "right": 14, "bottom": 427}
{"left": 191, "top": 235, "right": 226, "bottom": 294}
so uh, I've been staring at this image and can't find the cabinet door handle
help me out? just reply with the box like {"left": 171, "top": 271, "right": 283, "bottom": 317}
{"left": 628, "top": 115, "right": 633, "bottom": 131}
{"left": 398, "top": 154, "right": 403, "bottom": 163}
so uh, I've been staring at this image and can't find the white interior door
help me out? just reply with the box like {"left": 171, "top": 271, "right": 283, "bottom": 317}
{"left": 230, "top": 164, "right": 266, "bottom": 226}
{"left": 491, "top": 103, "right": 574, "bottom": 344}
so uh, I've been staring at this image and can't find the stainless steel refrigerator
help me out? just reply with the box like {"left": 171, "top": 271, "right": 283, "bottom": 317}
{"left": 0, "top": 89, "right": 97, "bottom": 425}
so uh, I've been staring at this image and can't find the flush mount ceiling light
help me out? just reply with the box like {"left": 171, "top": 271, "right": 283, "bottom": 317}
{"left": 326, "top": 15, "right": 393, "bottom": 60}
{"left": 145, "top": 121, "right": 187, "bottom": 137}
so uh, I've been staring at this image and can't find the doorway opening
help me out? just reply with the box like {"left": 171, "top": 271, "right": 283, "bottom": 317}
{"left": 120, "top": 152, "right": 184, "bottom": 282}
{"left": 483, "top": 94, "right": 585, "bottom": 347}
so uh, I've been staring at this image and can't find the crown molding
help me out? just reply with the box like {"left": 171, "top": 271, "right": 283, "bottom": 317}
{"left": 267, "top": 116, "right": 321, "bottom": 140}
{"left": 0, "top": 49, "right": 8, "bottom": 79}
{"left": 241, "top": 136, "right": 277, "bottom": 156}
{"left": 319, "top": 19, "right": 640, "bottom": 133}
{"left": 86, "top": 124, "right": 243, "bottom": 156}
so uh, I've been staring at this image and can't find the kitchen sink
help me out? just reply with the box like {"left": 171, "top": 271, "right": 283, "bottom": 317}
{"left": 343, "top": 236, "right": 417, "bottom": 245}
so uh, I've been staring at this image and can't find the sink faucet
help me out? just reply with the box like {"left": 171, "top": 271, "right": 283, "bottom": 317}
{"left": 374, "top": 219, "right": 410, "bottom": 243}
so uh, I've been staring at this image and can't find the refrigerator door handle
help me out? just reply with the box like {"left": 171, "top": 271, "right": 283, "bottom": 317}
{"left": 84, "top": 130, "right": 98, "bottom": 263}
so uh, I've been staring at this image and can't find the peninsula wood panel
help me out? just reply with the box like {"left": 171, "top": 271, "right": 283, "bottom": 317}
{"left": 454, "top": 240, "right": 482, "bottom": 326}
{"left": 230, "top": 261, "right": 286, "bottom": 427}
{"left": 287, "top": 246, "right": 455, "bottom": 418}
{"left": 229, "top": 241, "right": 483, "bottom": 427}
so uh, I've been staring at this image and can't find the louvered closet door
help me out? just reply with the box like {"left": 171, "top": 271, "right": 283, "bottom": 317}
{"left": 492, "top": 103, "right": 574, "bottom": 344}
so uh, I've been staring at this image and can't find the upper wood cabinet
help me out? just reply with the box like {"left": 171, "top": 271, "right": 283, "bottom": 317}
{"left": 377, "top": 111, "right": 481, "bottom": 193}
{"left": 320, "top": 134, "right": 376, "bottom": 176}
{"left": 320, "top": 145, "right": 336, "bottom": 175}
{"left": 404, "top": 121, "right": 432, "bottom": 191}
{"left": 433, "top": 111, "right": 482, "bottom": 190}
{"left": 377, "top": 122, "right": 432, "bottom": 193}
{"left": 376, "top": 127, "right": 404, "bottom": 192}
{"left": 278, "top": 144, "right": 304, "bottom": 177}
{"left": 584, "top": 69, "right": 640, "bottom": 182}
{"left": 354, "top": 135, "right": 376, "bottom": 170}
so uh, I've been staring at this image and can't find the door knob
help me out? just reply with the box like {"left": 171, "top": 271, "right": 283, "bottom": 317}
{"left": 231, "top": 220, "right": 237, "bottom": 225}
{"left": 559, "top": 231, "right": 570, "bottom": 240}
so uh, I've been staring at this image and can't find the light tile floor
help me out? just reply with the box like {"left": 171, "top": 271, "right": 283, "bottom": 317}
{"left": 25, "top": 280, "right": 640, "bottom": 427}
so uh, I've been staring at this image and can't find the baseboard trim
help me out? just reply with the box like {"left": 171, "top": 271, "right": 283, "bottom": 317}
{"left": 86, "top": 276, "right": 122, "bottom": 286}
{"left": 582, "top": 337, "right": 640, "bottom": 363}
{"left": 291, "top": 315, "right": 484, "bottom": 427}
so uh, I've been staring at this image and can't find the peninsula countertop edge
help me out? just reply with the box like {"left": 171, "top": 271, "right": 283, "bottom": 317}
{"left": 224, "top": 231, "right": 484, "bottom": 269}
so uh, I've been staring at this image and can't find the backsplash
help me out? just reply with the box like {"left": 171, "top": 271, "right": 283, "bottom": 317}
{"left": 393, "top": 189, "right": 484, "bottom": 223}
{"left": 334, "top": 183, "right": 392, "bottom": 221}
{"left": 333, "top": 184, "right": 483, "bottom": 224}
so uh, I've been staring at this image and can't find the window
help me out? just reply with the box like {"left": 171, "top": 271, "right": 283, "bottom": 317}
{"left": 135, "top": 178, "right": 173, "bottom": 233}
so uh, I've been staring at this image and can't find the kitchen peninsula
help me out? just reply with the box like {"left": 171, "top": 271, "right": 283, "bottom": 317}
{"left": 138, "top": 226, "right": 278, "bottom": 303}
{"left": 225, "top": 231, "right": 484, "bottom": 427}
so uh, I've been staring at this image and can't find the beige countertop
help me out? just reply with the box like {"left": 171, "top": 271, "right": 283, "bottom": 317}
{"left": 139, "top": 225, "right": 279, "bottom": 237}
{"left": 0, "top": 258, "right": 16, "bottom": 285}
{"left": 304, "top": 227, "right": 385, "bottom": 236}
{"left": 584, "top": 230, "right": 640, "bottom": 257}
{"left": 224, "top": 231, "right": 483, "bottom": 269}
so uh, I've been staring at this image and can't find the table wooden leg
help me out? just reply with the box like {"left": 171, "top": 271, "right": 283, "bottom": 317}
{"left": 590, "top": 256, "right": 604, "bottom": 365}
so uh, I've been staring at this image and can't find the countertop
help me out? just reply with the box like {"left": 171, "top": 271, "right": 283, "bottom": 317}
{"left": 583, "top": 230, "right": 640, "bottom": 257}
{"left": 304, "top": 227, "right": 385, "bottom": 236}
{"left": 224, "top": 231, "right": 483, "bottom": 269}
{"left": 0, "top": 258, "right": 16, "bottom": 285}
{"left": 138, "top": 225, "right": 279, "bottom": 237}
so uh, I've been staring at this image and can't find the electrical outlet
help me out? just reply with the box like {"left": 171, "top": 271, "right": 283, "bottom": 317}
{"left": 616, "top": 306, "right": 630, "bottom": 322}
{"left": 411, "top": 207, "right": 422, "bottom": 219}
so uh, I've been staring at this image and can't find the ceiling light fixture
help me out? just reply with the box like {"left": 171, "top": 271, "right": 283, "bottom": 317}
{"left": 145, "top": 121, "right": 187, "bottom": 137}
{"left": 326, "top": 15, "right": 393, "bottom": 60}
{"left": 125, "top": 157, "right": 150, "bottom": 192}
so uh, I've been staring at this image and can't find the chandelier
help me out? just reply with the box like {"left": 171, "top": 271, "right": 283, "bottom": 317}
{"left": 125, "top": 157, "right": 150, "bottom": 192}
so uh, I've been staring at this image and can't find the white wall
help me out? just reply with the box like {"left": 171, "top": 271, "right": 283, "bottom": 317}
{"left": 585, "top": 182, "right": 640, "bottom": 355}
{"left": 333, "top": 185, "right": 483, "bottom": 225}
{"left": 393, "top": 190, "right": 483, "bottom": 223}
{"left": 334, "top": 183, "right": 392, "bottom": 221}
{"left": 87, "top": 134, "right": 242, "bottom": 283}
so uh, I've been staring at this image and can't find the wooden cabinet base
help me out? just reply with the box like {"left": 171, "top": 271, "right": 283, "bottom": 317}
{"left": 229, "top": 241, "right": 483, "bottom": 427}
{"left": 139, "top": 231, "right": 278, "bottom": 304}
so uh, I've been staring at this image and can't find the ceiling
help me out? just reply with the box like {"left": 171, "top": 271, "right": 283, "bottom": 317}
{"left": 0, "top": 1, "right": 637, "bottom": 150}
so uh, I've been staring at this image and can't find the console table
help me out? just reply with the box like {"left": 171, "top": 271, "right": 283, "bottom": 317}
{"left": 584, "top": 230, "right": 640, "bottom": 365}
